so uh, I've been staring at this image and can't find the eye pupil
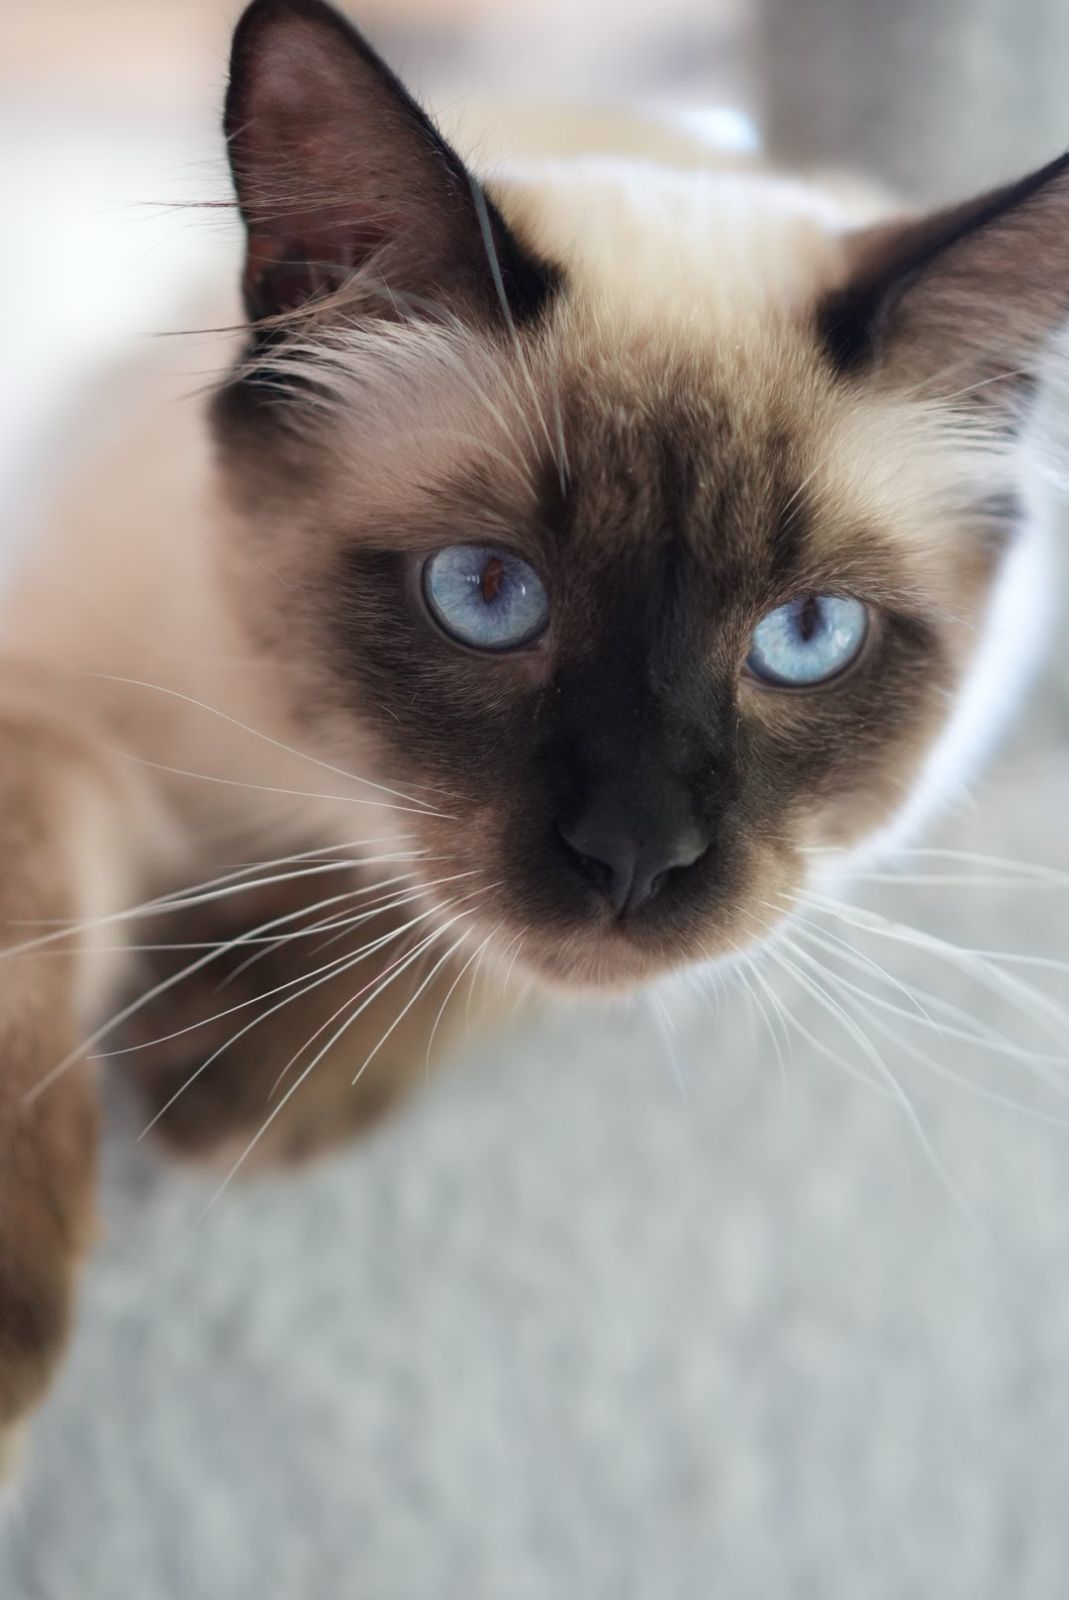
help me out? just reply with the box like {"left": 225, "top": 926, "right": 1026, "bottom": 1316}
{"left": 481, "top": 556, "right": 505, "bottom": 604}
{"left": 798, "top": 595, "right": 821, "bottom": 643}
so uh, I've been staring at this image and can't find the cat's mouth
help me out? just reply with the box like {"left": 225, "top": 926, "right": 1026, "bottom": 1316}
{"left": 506, "top": 910, "right": 780, "bottom": 992}
{"left": 507, "top": 929, "right": 691, "bottom": 991}
{"left": 405, "top": 801, "right": 799, "bottom": 992}
{"left": 443, "top": 871, "right": 793, "bottom": 995}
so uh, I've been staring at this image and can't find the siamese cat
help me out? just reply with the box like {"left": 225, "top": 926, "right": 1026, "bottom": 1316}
{"left": 0, "top": 0, "right": 1062, "bottom": 1465}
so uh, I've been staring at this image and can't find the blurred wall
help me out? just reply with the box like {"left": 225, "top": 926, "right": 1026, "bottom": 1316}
{"left": 758, "top": 0, "right": 1069, "bottom": 200}
{"left": 0, "top": 0, "right": 750, "bottom": 116}
{"left": 6, "top": 0, "right": 1067, "bottom": 183}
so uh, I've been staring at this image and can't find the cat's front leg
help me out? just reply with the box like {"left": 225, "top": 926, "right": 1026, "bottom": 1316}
{"left": 121, "top": 874, "right": 480, "bottom": 1171}
{"left": 0, "top": 979, "right": 97, "bottom": 1480}
{"left": 0, "top": 673, "right": 155, "bottom": 1472}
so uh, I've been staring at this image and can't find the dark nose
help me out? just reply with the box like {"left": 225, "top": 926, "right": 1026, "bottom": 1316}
{"left": 557, "top": 802, "right": 707, "bottom": 917}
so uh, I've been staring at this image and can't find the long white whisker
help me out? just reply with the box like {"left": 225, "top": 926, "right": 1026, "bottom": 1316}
{"left": 137, "top": 893, "right": 471, "bottom": 1138}
{"left": 424, "top": 924, "right": 501, "bottom": 1074}
{"left": 772, "top": 937, "right": 976, "bottom": 1222}
{"left": 788, "top": 925, "right": 1069, "bottom": 1107}
{"left": 649, "top": 988, "right": 690, "bottom": 1103}
{"left": 18, "top": 836, "right": 416, "bottom": 929}
{"left": 795, "top": 890, "right": 1069, "bottom": 1040}
{"left": 265, "top": 883, "right": 494, "bottom": 1099}
{"left": 116, "top": 874, "right": 476, "bottom": 1062}
{"left": 802, "top": 844, "right": 1069, "bottom": 881}
{"left": 203, "top": 916, "right": 472, "bottom": 1205}
{"left": 352, "top": 916, "right": 492, "bottom": 1086}
{"left": 784, "top": 912, "right": 1069, "bottom": 1073}
{"left": 216, "top": 871, "right": 422, "bottom": 985}
{"left": 89, "top": 673, "right": 445, "bottom": 813}
{"left": 830, "top": 976, "right": 1069, "bottom": 1131}
{"left": 500, "top": 929, "right": 527, "bottom": 998}
{"left": 467, "top": 179, "right": 561, "bottom": 484}
{"left": 825, "top": 872, "right": 1069, "bottom": 891}
{"left": 104, "top": 747, "right": 453, "bottom": 819}
{"left": 29, "top": 871, "right": 440, "bottom": 1102}
{"left": 466, "top": 923, "right": 498, "bottom": 1029}
{"left": 759, "top": 944, "right": 893, "bottom": 1098}
{"left": 295, "top": 870, "right": 480, "bottom": 959}
{"left": 220, "top": 867, "right": 473, "bottom": 983}
{"left": 737, "top": 953, "right": 791, "bottom": 1093}
{"left": 3, "top": 846, "right": 427, "bottom": 961}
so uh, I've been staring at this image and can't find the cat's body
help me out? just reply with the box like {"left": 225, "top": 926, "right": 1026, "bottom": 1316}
{"left": 0, "top": 0, "right": 1064, "bottom": 1465}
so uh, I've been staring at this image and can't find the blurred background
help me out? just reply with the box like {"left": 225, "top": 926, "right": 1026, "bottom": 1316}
{"left": 3, "top": 2, "right": 1069, "bottom": 1597}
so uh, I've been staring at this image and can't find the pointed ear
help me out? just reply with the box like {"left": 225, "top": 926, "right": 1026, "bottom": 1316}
{"left": 224, "top": 0, "right": 556, "bottom": 327}
{"left": 819, "top": 150, "right": 1069, "bottom": 418}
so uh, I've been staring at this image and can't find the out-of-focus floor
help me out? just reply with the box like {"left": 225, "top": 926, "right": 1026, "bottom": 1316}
{"left": 3, "top": 4, "right": 1069, "bottom": 1596}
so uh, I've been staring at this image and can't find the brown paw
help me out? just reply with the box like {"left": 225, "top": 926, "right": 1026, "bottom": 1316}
{"left": 113, "top": 880, "right": 467, "bottom": 1170}
{"left": 119, "top": 954, "right": 408, "bottom": 1170}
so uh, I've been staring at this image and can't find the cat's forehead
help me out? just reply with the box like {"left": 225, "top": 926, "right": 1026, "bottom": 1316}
{"left": 492, "top": 159, "right": 851, "bottom": 330}
{"left": 527, "top": 326, "right": 975, "bottom": 605}
{"left": 489, "top": 162, "right": 1002, "bottom": 582}
{"left": 542, "top": 361, "right": 805, "bottom": 582}
{"left": 279, "top": 160, "right": 1003, "bottom": 610}
{"left": 294, "top": 315, "right": 995, "bottom": 624}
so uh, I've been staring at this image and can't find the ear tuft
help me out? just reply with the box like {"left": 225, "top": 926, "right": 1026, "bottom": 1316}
{"left": 225, "top": 0, "right": 557, "bottom": 328}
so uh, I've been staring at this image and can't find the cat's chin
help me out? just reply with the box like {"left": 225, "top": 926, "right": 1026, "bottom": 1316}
{"left": 503, "top": 926, "right": 739, "bottom": 996}
{"left": 468, "top": 886, "right": 792, "bottom": 995}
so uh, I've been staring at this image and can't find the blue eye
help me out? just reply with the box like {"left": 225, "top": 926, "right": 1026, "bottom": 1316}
{"left": 422, "top": 545, "right": 549, "bottom": 652}
{"left": 746, "top": 594, "right": 869, "bottom": 686}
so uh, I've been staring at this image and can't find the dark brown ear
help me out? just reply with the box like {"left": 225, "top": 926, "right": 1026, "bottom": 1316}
{"left": 225, "top": 0, "right": 556, "bottom": 327}
{"left": 819, "top": 149, "right": 1069, "bottom": 417}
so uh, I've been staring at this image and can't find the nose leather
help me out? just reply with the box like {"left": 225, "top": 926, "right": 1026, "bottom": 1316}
{"left": 557, "top": 801, "right": 707, "bottom": 915}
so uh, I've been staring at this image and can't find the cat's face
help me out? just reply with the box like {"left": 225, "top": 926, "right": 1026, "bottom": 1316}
{"left": 213, "top": 0, "right": 1061, "bottom": 989}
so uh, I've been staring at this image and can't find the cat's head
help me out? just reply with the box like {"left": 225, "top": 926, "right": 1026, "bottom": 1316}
{"left": 211, "top": 0, "right": 1061, "bottom": 989}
